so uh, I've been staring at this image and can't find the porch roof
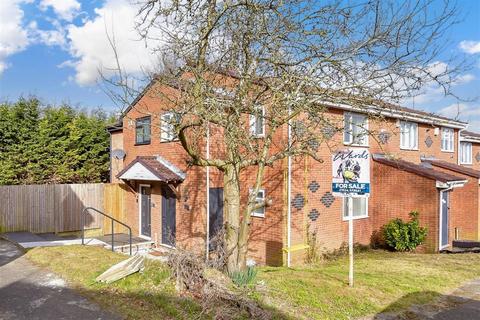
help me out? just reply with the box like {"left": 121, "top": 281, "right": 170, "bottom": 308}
{"left": 372, "top": 154, "right": 467, "bottom": 183}
{"left": 117, "top": 156, "right": 186, "bottom": 182}
{"left": 422, "top": 158, "right": 480, "bottom": 179}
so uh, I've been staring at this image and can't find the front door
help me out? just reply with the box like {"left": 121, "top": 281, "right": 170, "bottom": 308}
{"left": 140, "top": 186, "right": 151, "bottom": 238}
{"left": 440, "top": 191, "right": 449, "bottom": 248}
{"left": 162, "top": 187, "right": 176, "bottom": 247}
{"left": 209, "top": 188, "right": 224, "bottom": 251}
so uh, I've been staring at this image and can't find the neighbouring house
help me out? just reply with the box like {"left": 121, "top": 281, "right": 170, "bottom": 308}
{"left": 460, "top": 130, "right": 480, "bottom": 171}
{"left": 107, "top": 72, "right": 480, "bottom": 266}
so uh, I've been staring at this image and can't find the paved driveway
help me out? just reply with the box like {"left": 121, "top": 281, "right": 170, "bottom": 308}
{"left": 0, "top": 239, "right": 121, "bottom": 320}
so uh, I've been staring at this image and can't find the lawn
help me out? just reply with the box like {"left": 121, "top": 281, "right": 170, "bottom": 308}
{"left": 26, "top": 246, "right": 480, "bottom": 320}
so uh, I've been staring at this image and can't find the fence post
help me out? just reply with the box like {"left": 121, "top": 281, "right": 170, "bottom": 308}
{"left": 111, "top": 219, "right": 114, "bottom": 252}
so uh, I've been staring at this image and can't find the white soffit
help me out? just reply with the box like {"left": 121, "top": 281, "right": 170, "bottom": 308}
{"left": 119, "top": 162, "right": 160, "bottom": 181}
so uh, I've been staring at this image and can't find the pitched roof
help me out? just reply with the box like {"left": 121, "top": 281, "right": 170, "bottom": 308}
{"left": 372, "top": 154, "right": 467, "bottom": 183}
{"left": 461, "top": 130, "right": 480, "bottom": 143}
{"left": 421, "top": 158, "right": 480, "bottom": 179}
{"left": 120, "top": 73, "right": 467, "bottom": 129}
{"left": 117, "top": 156, "right": 185, "bottom": 182}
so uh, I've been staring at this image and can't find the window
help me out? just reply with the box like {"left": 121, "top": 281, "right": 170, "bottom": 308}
{"left": 342, "top": 197, "right": 368, "bottom": 220}
{"left": 135, "top": 116, "right": 151, "bottom": 145}
{"left": 161, "top": 112, "right": 180, "bottom": 142}
{"left": 399, "top": 121, "right": 418, "bottom": 150}
{"left": 250, "top": 105, "right": 265, "bottom": 137}
{"left": 460, "top": 142, "right": 472, "bottom": 164}
{"left": 344, "top": 112, "right": 368, "bottom": 146}
{"left": 251, "top": 189, "right": 266, "bottom": 217}
{"left": 441, "top": 128, "right": 455, "bottom": 152}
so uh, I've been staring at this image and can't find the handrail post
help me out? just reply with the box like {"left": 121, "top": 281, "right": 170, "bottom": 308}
{"left": 129, "top": 228, "right": 132, "bottom": 256}
{"left": 111, "top": 219, "right": 114, "bottom": 252}
{"left": 81, "top": 208, "right": 85, "bottom": 245}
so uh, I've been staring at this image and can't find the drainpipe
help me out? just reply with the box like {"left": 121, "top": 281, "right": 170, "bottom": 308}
{"left": 458, "top": 128, "right": 466, "bottom": 165}
{"left": 206, "top": 123, "right": 210, "bottom": 261}
{"left": 287, "top": 107, "right": 292, "bottom": 268}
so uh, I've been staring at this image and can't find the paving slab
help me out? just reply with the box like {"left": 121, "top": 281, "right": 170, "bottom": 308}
{"left": 1, "top": 232, "right": 107, "bottom": 249}
{"left": 0, "top": 239, "right": 121, "bottom": 320}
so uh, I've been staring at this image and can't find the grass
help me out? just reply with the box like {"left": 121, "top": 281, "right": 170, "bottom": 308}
{"left": 257, "top": 251, "right": 480, "bottom": 319}
{"left": 26, "top": 246, "right": 480, "bottom": 320}
{"left": 26, "top": 245, "right": 206, "bottom": 320}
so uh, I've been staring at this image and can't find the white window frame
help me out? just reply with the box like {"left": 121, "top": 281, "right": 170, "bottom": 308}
{"left": 250, "top": 105, "right": 265, "bottom": 137}
{"left": 342, "top": 197, "right": 369, "bottom": 220}
{"left": 161, "top": 112, "right": 179, "bottom": 142}
{"left": 399, "top": 121, "right": 418, "bottom": 150}
{"left": 343, "top": 112, "right": 368, "bottom": 146}
{"left": 460, "top": 142, "right": 473, "bottom": 164}
{"left": 441, "top": 127, "right": 455, "bottom": 152}
{"left": 251, "top": 189, "right": 266, "bottom": 218}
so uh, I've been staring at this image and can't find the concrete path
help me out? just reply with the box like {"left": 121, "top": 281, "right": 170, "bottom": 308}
{"left": 367, "top": 278, "right": 480, "bottom": 319}
{"left": 0, "top": 239, "right": 121, "bottom": 320}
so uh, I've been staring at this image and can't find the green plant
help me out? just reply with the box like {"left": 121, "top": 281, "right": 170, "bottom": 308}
{"left": 230, "top": 266, "right": 257, "bottom": 287}
{"left": 383, "top": 211, "right": 427, "bottom": 252}
{"left": 305, "top": 224, "right": 320, "bottom": 264}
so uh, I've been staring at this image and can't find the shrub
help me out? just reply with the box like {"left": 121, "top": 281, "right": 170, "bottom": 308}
{"left": 230, "top": 266, "right": 257, "bottom": 287}
{"left": 383, "top": 211, "right": 427, "bottom": 252}
{"left": 305, "top": 224, "right": 320, "bottom": 264}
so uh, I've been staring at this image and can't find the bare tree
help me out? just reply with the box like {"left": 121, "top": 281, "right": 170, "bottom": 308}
{"left": 105, "top": 0, "right": 466, "bottom": 272}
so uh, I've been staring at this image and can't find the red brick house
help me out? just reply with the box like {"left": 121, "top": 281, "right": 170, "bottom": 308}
{"left": 108, "top": 76, "right": 479, "bottom": 266}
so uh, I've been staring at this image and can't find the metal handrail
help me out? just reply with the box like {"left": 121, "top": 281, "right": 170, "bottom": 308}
{"left": 81, "top": 206, "right": 132, "bottom": 256}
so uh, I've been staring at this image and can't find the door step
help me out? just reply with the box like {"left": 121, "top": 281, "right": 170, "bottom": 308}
{"left": 109, "top": 241, "right": 154, "bottom": 255}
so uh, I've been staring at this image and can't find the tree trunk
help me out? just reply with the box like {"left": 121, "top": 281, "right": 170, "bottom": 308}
{"left": 223, "top": 165, "right": 242, "bottom": 273}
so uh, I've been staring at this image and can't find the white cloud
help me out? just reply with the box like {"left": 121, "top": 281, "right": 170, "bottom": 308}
{"left": 459, "top": 41, "right": 480, "bottom": 55}
{"left": 408, "top": 62, "right": 475, "bottom": 106}
{"left": 66, "top": 0, "right": 160, "bottom": 86}
{"left": 438, "top": 103, "right": 480, "bottom": 119}
{"left": 28, "top": 20, "right": 66, "bottom": 48}
{"left": 0, "top": 0, "right": 30, "bottom": 75}
{"left": 39, "top": 0, "right": 81, "bottom": 22}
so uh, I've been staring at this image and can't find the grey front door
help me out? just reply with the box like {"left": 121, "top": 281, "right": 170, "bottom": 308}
{"left": 441, "top": 191, "right": 449, "bottom": 248}
{"left": 140, "top": 186, "right": 151, "bottom": 238}
{"left": 162, "top": 187, "right": 176, "bottom": 246}
{"left": 209, "top": 188, "right": 224, "bottom": 251}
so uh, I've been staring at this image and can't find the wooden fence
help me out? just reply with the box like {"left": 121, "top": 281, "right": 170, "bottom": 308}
{"left": 0, "top": 183, "right": 127, "bottom": 234}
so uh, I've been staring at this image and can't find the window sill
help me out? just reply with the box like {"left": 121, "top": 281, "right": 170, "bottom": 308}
{"left": 343, "top": 143, "right": 369, "bottom": 147}
{"left": 441, "top": 149, "right": 455, "bottom": 153}
{"left": 342, "top": 215, "right": 368, "bottom": 221}
{"left": 251, "top": 213, "right": 265, "bottom": 218}
{"left": 460, "top": 162, "right": 473, "bottom": 165}
{"left": 135, "top": 142, "right": 151, "bottom": 146}
{"left": 400, "top": 147, "right": 419, "bottom": 151}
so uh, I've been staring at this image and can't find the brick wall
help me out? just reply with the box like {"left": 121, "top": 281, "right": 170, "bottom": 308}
{"left": 112, "top": 78, "right": 475, "bottom": 265}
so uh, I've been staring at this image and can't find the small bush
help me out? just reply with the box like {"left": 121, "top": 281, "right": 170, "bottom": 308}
{"left": 383, "top": 211, "right": 427, "bottom": 252}
{"left": 230, "top": 266, "right": 257, "bottom": 287}
{"left": 305, "top": 224, "right": 320, "bottom": 264}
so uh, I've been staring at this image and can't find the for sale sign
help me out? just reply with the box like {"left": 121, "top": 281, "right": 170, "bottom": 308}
{"left": 332, "top": 148, "right": 370, "bottom": 197}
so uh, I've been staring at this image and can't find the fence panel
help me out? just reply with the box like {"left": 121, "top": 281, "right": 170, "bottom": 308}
{"left": 0, "top": 183, "right": 125, "bottom": 234}
{"left": 103, "top": 183, "right": 128, "bottom": 234}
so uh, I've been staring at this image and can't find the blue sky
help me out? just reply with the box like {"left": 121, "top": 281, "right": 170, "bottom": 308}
{"left": 0, "top": 0, "right": 479, "bottom": 131}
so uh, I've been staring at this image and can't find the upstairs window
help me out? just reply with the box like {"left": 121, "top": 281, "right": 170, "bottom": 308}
{"left": 441, "top": 128, "right": 455, "bottom": 152}
{"left": 460, "top": 142, "right": 472, "bottom": 164}
{"left": 250, "top": 105, "right": 265, "bottom": 137}
{"left": 161, "top": 112, "right": 180, "bottom": 142}
{"left": 251, "top": 189, "right": 266, "bottom": 218}
{"left": 344, "top": 112, "right": 368, "bottom": 146}
{"left": 400, "top": 121, "right": 418, "bottom": 150}
{"left": 135, "top": 116, "right": 151, "bottom": 145}
{"left": 343, "top": 197, "right": 368, "bottom": 220}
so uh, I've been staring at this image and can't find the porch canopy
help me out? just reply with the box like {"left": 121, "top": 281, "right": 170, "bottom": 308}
{"left": 421, "top": 158, "right": 480, "bottom": 181}
{"left": 117, "top": 156, "right": 186, "bottom": 183}
{"left": 372, "top": 154, "right": 468, "bottom": 188}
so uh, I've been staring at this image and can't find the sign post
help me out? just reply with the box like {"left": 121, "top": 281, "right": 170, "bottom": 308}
{"left": 332, "top": 148, "right": 370, "bottom": 287}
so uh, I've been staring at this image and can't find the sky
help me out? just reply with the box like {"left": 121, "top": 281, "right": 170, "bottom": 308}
{"left": 0, "top": 0, "right": 479, "bottom": 132}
